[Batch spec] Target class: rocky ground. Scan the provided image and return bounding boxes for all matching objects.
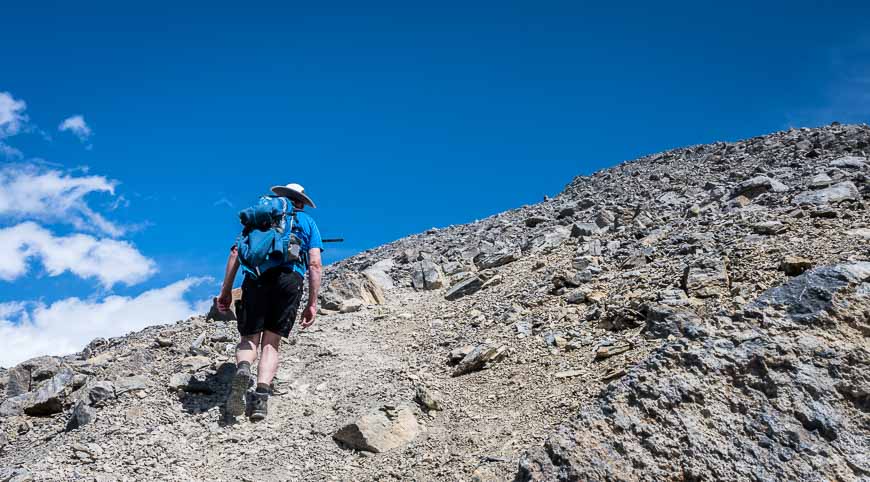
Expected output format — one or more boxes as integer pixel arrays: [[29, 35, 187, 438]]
[[2, 123, 869, 481]]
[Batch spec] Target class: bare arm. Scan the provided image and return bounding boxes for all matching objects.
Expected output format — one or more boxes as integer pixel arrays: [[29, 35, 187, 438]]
[[301, 248, 322, 328], [217, 247, 240, 311]]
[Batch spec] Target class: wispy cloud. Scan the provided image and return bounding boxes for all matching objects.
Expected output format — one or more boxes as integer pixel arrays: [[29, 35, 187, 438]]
[[0, 221, 156, 288], [0, 163, 127, 237], [213, 197, 235, 209], [0, 91, 28, 139], [0, 143, 22, 160], [0, 277, 210, 367], [58, 114, 93, 148]]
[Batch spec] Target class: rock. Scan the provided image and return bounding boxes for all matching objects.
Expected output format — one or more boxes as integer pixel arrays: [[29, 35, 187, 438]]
[[66, 400, 96, 431], [410, 260, 445, 290], [731, 176, 788, 198], [452, 345, 499, 377], [524, 216, 548, 227], [594, 344, 631, 360], [594, 210, 614, 228], [444, 276, 483, 301], [339, 299, 364, 313], [321, 272, 385, 310], [21, 356, 61, 383], [474, 250, 519, 269], [86, 381, 115, 406], [570, 222, 599, 238], [564, 290, 587, 304], [657, 289, 689, 306], [0, 368, 75, 417], [333, 405, 421, 453], [447, 345, 474, 365], [414, 385, 443, 411], [5, 367, 30, 398], [810, 172, 834, 189], [169, 373, 192, 391], [751, 220, 786, 235], [682, 256, 730, 298], [557, 207, 576, 219], [793, 181, 859, 206], [830, 155, 867, 169], [779, 256, 813, 276], [363, 264, 395, 291], [643, 304, 706, 340], [155, 336, 173, 348], [114, 375, 148, 395], [526, 226, 570, 253], [0, 468, 32, 482], [179, 356, 211, 373]]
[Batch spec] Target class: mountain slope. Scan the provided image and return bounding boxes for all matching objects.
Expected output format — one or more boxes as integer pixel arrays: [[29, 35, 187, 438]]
[[1, 123, 869, 481]]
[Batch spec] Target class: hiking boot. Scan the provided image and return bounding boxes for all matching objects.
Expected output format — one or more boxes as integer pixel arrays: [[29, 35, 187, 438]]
[[225, 364, 251, 417], [249, 391, 269, 421]]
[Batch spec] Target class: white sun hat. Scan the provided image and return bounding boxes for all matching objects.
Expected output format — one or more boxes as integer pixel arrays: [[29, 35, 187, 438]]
[[270, 182, 316, 208]]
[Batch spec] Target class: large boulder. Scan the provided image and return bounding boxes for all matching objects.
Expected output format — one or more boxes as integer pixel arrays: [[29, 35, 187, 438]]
[[333, 405, 421, 453], [321, 272, 386, 311], [363, 259, 395, 291], [410, 260, 445, 290], [0, 368, 74, 417]]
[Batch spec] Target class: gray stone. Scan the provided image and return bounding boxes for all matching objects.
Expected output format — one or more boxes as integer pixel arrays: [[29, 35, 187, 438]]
[[643, 304, 706, 340], [570, 223, 599, 238], [682, 257, 730, 298], [321, 272, 386, 310], [0, 468, 32, 482], [526, 226, 570, 253], [752, 220, 786, 235], [731, 176, 789, 198], [66, 400, 96, 431], [829, 155, 867, 169], [810, 172, 834, 189], [333, 405, 421, 453], [444, 276, 483, 301], [5, 368, 30, 399], [524, 216, 549, 227], [474, 250, 519, 270], [21, 356, 61, 383], [0, 368, 75, 417], [414, 385, 443, 411], [779, 256, 813, 276], [114, 375, 147, 395], [411, 260, 445, 290], [87, 381, 115, 406], [452, 344, 500, 377], [793, 181, 859, 206]]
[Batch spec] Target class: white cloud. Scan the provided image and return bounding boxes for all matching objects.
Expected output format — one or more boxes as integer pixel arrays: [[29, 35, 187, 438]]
[[58, 114, 93, 144], [0, 222, 156, 288], [0, 92, 27, 138], [0, 163, 125, 236], [0, 277, 210, 367], [0, 142, 22, 159]]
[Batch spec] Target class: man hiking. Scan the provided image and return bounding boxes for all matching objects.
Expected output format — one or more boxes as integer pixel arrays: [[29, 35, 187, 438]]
[[217, 182, 323, 421]]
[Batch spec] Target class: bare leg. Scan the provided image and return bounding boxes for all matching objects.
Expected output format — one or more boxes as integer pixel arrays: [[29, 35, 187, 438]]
[[257, 330, 282, 386], [236, 333, 261, 366]]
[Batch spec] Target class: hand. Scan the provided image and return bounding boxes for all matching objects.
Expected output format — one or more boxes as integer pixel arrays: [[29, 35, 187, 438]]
[[217, 289, 233, 312], [300, 304, 317, 329]]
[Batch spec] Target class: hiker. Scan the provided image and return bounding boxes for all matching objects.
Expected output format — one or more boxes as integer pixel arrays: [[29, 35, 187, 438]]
[[216, 183, 323, 421]]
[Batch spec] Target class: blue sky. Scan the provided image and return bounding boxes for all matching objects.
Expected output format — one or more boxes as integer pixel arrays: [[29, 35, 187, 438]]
[[1, 1, 868, 365]]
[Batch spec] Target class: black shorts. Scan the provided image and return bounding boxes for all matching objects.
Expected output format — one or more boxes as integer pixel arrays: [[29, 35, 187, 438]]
[[237, 268, 304, 338]]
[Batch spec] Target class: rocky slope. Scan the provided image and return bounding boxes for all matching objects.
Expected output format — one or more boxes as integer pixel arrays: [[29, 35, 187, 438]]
[[1, 123, 869, 481]]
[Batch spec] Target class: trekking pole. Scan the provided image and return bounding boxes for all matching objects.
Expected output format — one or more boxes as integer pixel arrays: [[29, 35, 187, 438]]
[[322, 238, 344, 243]]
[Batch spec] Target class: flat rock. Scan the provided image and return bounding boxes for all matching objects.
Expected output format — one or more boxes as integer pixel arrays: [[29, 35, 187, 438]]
[[793, 181, 859, 206], [474, 250, 519, 270], [114, 375, 148, 395], [731, 176, 788, 198], [333, 405, 421, 453], [444, 276, 483, 301]]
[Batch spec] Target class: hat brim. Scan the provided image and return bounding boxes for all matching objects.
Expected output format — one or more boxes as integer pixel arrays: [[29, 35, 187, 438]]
[[271, 186, 316, 208]]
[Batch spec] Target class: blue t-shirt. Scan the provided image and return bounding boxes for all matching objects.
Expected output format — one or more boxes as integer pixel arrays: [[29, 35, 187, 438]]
[[285, 210, 323, 277]]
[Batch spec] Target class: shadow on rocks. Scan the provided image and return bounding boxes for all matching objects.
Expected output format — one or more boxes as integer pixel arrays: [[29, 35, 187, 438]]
[[178, 362, 237, 422]]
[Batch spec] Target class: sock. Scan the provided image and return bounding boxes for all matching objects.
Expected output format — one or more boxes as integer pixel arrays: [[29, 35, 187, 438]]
[[238, 361, 251, 372], [256, 383, 271, 394]]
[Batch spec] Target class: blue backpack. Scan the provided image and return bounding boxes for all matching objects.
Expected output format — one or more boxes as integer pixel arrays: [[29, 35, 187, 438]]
[[236, 196, 302, 279]]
